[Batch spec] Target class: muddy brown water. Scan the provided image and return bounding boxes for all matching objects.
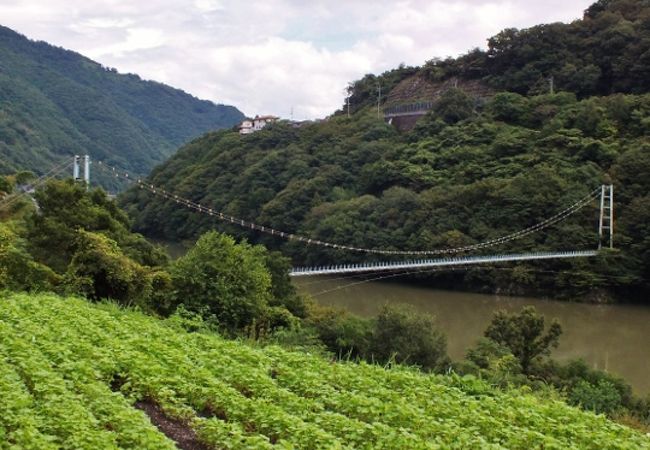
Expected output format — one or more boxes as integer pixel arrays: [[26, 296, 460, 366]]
[[295, 276, 650, 395]]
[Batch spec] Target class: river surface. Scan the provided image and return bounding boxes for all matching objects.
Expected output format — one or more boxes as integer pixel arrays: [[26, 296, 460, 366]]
[[295, 277, 650, 395]]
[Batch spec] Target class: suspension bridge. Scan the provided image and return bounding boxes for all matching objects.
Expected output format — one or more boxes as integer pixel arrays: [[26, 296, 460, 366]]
[[288, 251, 600, 277], [3, 156, 614, 278]]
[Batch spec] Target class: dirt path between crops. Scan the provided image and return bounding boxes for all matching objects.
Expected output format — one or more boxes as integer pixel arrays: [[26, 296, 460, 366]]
[[135, 399, 211, 450]]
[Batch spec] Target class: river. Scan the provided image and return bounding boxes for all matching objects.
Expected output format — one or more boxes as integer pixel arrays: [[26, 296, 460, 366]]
[[295, 276, 650, 395]]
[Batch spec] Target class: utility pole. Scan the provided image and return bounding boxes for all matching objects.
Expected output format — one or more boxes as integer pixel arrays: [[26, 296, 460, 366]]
[[347, 94, 350, 118], [549, 76, 555, 95], [343, 86, 351, 118], [376, 80, 381, 119]]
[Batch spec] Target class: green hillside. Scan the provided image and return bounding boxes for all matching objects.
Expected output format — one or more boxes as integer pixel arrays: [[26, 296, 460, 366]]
[[121, 93, 650, 301], [1, 292, 647, 449], [346, 0, 650, 114], [121, 0, 650, 301], [0, 25, 243, 185]]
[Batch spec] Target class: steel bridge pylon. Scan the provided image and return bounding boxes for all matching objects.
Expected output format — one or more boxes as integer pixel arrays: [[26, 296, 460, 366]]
[[598, 184, 614, 250]]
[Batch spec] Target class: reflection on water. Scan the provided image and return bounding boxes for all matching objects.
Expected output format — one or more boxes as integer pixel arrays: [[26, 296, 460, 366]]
[[295, 277, 650, 395]]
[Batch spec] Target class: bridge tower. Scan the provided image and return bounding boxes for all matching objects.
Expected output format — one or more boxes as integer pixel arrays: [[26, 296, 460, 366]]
[[72, 155, 80, 180], [83, 155, 90, 186], [598, 184, 614, 249], [72, 155, 90, 189]]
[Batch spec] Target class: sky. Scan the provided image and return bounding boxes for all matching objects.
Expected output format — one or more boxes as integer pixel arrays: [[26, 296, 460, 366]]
[[0, 0, 594, 120]]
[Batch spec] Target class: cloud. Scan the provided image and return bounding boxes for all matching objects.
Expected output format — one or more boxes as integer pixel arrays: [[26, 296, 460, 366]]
[[0, 0, 593, 119]]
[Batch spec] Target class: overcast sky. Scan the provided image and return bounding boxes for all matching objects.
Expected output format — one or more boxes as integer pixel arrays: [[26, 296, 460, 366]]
[[1, 0, 594, 119]]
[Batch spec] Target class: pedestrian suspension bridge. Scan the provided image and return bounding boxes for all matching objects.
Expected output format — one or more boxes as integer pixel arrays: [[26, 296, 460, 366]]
[[88, 157, 614, 277], [7, 156, 614, 278]]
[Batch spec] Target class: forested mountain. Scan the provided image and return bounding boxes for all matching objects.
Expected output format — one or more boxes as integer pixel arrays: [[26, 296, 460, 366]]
[[0, 25, 243, 183], [346, 0, 650, 114], [121, 0, 650, 301]]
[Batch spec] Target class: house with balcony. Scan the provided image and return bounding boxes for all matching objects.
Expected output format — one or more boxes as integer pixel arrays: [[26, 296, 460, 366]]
[[239, 115, 279, 135]]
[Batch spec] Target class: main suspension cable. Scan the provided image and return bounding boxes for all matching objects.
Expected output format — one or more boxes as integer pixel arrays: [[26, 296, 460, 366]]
[[96, 161, 601, 256], [0, 159, 74, 209]]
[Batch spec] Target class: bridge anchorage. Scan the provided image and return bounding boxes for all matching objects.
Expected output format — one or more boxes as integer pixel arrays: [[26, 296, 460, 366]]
[[92, 158, 614, 278]]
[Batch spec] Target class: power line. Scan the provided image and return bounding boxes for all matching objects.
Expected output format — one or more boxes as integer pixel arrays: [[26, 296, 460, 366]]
[[0, 159, 73, 209]]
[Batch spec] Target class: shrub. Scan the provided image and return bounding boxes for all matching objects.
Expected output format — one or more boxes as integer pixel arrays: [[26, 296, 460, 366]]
[[170, 231, 272, 333], [306, 303, 374, 359], [569, 380, 623, 415], [370, 304, 449, 372], [63, 230, 155, 309], [0, 222, 59, 291]]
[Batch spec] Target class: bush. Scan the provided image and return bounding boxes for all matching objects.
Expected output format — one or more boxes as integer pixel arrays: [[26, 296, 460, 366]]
[[63, 230, 155, 309], [306, 303, 374, 359], [170, 231, 272, 334], [466, 337, 516, 370], [0, 222, 59, 291], [569, 380, 623, 415], [370, 304, 449, 372]]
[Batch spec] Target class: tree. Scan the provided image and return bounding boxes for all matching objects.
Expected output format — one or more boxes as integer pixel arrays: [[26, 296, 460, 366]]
[[26, 179, 166, 272], [264, 250, 306, 318], [63, 230, 156, 309], [487, 92, 528, 124], [432, 88, 474, 124], [370, 304, 449, 372], [484, 306, 562, 374], [0, 222, 58, 291], [14, 170, 35, 186], [0, 176, 13, 194], [170, 231, 272, 333]]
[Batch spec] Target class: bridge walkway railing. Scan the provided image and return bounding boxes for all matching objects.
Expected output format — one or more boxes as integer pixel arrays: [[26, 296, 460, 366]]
[[289, 250, 599, 277]]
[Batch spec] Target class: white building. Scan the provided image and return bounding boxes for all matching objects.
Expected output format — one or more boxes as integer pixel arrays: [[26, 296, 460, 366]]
[[239, 115, 279, 135], [239, 119, 254, 135]]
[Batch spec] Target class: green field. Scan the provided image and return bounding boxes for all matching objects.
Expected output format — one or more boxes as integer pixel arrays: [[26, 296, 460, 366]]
[[0, 292, 647, 449]]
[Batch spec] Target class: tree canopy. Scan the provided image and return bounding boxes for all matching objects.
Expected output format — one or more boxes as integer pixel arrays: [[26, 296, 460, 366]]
[[121, 91, 650, 301], [484, 306, 562, 374]]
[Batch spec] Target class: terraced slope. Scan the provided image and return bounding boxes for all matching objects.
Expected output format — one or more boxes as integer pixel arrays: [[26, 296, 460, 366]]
[[0, 293, 647, 449]]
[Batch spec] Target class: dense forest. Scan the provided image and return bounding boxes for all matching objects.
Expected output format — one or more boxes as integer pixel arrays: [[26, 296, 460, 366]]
[[122, 0, 650, 301], [345, 0, 650, 114], [121, 91, 650, 301], [0, 25, 243, 186], [121, 0, 650, 303]]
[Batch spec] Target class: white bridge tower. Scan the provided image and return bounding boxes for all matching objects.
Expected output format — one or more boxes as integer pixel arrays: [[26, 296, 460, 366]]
[[72, 155, 90, 188], [598, 184, 614, 249]]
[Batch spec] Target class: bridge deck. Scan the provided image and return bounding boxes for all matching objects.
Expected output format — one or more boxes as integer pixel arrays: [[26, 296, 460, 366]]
[[289, 250, 599, 277]]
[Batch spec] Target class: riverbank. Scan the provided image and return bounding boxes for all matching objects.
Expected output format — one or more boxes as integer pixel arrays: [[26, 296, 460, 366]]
[[295, 276, 650, 395]]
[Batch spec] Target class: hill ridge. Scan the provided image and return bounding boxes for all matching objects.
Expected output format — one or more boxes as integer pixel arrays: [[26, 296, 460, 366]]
[[0, 24, 244, 186]]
